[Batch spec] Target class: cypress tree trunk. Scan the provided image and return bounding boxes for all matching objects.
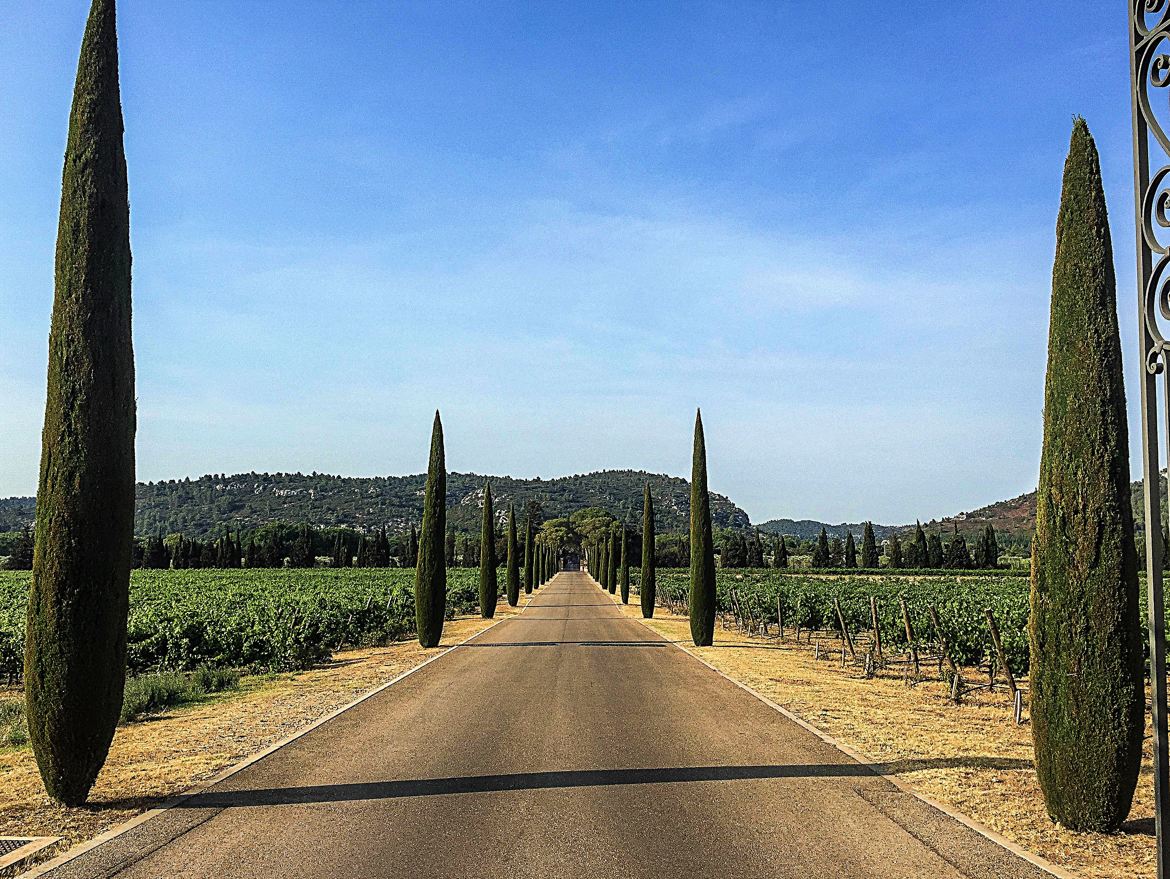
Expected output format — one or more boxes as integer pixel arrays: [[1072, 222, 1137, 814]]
[[641, 483, 656, 618], [414, 412, 447, 647], [689, 410, 716, 646], [1029, 117, 1142, 833], [479, 482, 497, 618], [619, 527, 630, 604], [505, 503, 520, 606], [26, 0, 134, 807]]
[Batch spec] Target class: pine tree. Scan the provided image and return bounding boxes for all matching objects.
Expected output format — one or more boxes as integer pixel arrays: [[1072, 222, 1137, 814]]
[[26, 0, 135, 806], [689, 410, 716, 646], [414, 411, 446, 648], [505, 503, 520, 606], [844, 532, 857, 568], [861, 522, 878, 568], [619, 526, 630, 604], [479, 482, 498, 618], [812, 527, 830, 568], [641, 483, 656, 618], [1029, 118, 1142, 832]]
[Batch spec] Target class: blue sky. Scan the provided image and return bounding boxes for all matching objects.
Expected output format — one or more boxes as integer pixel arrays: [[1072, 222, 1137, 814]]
[[0, 2, 1138, 524]]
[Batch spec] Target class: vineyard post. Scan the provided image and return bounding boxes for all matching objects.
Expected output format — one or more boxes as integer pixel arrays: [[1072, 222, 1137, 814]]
[[929, 605, 961, 703], [870, 595, 883, 663], [984, 608, 1017, 696], [899, 595, 919, 681], [833, 598, 856, 659], [776, 595, 784, 640], [1131, 4, 1170, 873]]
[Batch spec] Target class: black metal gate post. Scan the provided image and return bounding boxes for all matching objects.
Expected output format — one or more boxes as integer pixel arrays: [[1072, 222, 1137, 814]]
[[1130, 4, 1170, 876]]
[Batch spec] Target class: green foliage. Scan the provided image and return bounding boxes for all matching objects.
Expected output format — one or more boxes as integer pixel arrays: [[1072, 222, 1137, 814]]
[[414, 412, 447, 648], [888, 533, 903, 569], [811, 528, 830, 568], [619, 527, 630, 604], [506, 504, 520, 606], [843, 533, 856, 568], [653, 569, 1032, 670], [479, 483, 498, 618], [26, 0, 135, 807], [689, 411, 716, 646], [0, 698, 29, 749], [861, 523, 879, 569], [1, 568, 487, 680], [608, 529, 618, 594], [773, 536, 788, 569], [927, 530, 944, 568], [120, 666, 240, 722], [523, 515, 534, 594], [944, 526, 973, 570], [641, 484, 656, 618], [1029, 118, 1142, 832]]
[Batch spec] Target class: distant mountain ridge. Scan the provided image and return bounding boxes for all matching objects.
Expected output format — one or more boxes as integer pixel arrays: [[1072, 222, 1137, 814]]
[[0, 470, 750, 538], [5, 472, 1164, 544]]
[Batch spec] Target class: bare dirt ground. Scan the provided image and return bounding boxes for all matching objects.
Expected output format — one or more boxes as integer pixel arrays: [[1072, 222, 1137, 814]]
[[0, 609, 520, 873], [606, 591, 1154, 879]]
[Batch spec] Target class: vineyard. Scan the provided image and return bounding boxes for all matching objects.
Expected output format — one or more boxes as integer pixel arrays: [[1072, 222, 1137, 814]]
[[641, 569, 1034, 673], [0, 569, 485, 682]]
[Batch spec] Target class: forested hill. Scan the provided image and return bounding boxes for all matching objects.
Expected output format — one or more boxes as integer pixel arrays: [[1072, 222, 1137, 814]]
[[0, 470, 750, 538]]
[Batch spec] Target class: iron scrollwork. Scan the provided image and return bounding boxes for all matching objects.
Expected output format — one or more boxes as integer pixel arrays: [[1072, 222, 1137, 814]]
[[1135, 0, 1170, 374]]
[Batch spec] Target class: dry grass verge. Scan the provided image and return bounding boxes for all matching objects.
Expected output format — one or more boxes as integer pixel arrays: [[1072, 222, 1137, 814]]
[[606, 590, 1154, 879], [0, 610, 518, 873]]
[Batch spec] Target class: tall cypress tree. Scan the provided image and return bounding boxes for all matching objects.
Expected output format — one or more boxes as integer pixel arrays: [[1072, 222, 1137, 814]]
[[843, 532, 857, 568], [812, 527, 830, 568], [945, 525, 973, 570], [641, 483, 656, 618], [774, 535, 788, 568], [1029, 118, 1142, 832], [984, 524, 1000, 569], [414, 412, 446, 648], [913, 521, 928, 568], [523, 514, 534, 594], [927, 530, 945, 568], [607, 529, 618, 594], [619, 526, 630, 604], [479, 482, 497, 618], [26, 0, 134, 807], [689, 410, 716, 646], [505, 503, 520, 606], [861, 522, 878, 568], [888, 533, 903, 569]]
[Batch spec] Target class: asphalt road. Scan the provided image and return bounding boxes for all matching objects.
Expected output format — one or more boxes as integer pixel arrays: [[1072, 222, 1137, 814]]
[[44, 572, 1053, 879]]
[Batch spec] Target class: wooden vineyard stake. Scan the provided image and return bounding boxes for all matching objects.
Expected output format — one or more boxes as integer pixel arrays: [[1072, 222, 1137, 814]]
[[777, 595, 784, 640], [984, 608, 1018, 696], [928, 604, 962, 703], [870, 595, 883, 663], [833, 598, 856, 659], [899, 595, 919, 682]]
